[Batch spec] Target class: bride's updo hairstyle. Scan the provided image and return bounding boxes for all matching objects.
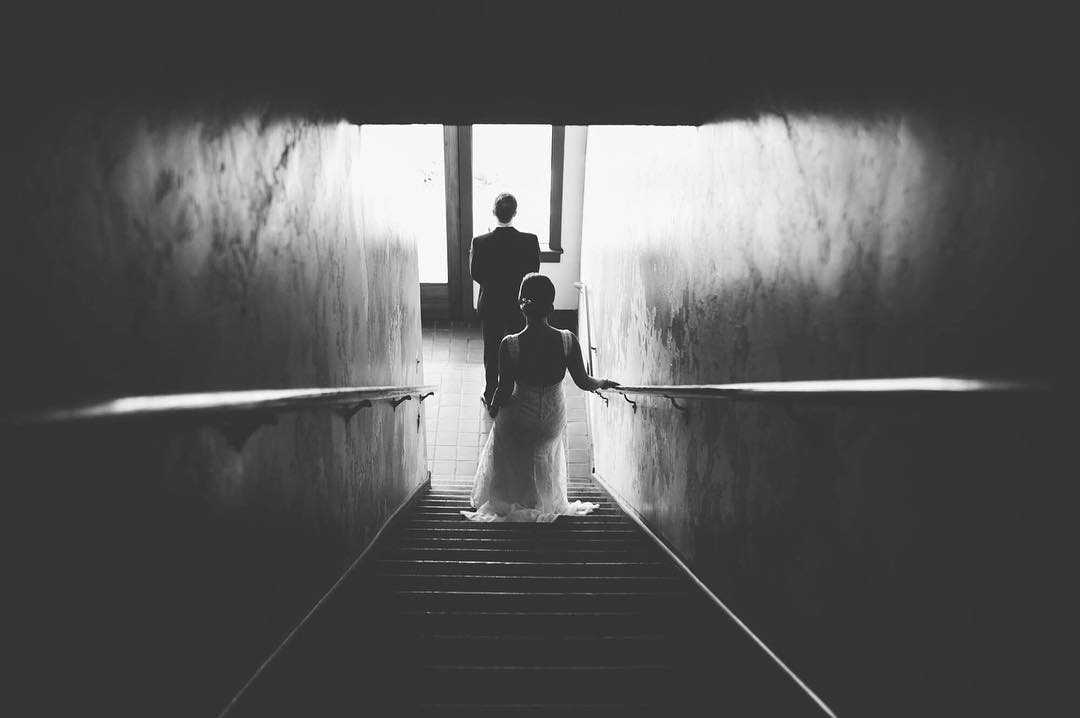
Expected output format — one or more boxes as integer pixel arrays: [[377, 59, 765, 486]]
[[518, 272, 556, 319]]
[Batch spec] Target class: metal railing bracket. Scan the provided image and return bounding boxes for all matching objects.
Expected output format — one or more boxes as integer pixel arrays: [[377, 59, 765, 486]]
[[664, 395, 691, 424], [336, 400, 373, 422]]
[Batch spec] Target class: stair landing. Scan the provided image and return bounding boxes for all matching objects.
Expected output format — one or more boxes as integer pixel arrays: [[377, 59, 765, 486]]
[[421, 323, 593, 488]]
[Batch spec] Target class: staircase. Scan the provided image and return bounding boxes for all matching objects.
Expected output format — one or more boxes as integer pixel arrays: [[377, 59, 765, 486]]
[[227, 476, 828, 716]]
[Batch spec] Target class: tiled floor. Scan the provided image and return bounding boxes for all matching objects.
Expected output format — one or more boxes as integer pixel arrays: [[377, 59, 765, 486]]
[[421, 322, 593, 490]]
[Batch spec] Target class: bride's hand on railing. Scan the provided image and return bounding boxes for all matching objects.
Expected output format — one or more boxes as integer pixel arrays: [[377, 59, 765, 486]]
[[489, 395, 510, 419], [598, 379, 620, 390]]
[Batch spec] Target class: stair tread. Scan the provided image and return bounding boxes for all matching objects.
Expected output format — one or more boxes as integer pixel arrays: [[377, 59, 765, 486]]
[[229, 473, 825, 717], [370, 633, 712, 640], [397, 535, 640, 540], [410, 519, 626, 524], [388, 547, 649, 553], [378, 663, 722, 671], [378, 557, 665, 561], [402, 526, 631, 532], [389, 609, 708, 617], [396, 539, 647, 545], [377, 574, 679, 580], [389, 589, 690, 594]]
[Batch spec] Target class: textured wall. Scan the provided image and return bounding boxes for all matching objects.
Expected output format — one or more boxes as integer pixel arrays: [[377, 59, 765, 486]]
[[580, 116, 1077, 715], [1, 111, 427, 716]]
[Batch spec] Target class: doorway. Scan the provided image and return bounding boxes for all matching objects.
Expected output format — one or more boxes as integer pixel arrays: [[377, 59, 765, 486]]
[[421, 125, 565, 322]]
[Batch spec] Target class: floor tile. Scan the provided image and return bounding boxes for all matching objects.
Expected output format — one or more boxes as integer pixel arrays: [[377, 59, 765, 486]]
[[423, 324, 592, 474], [566, 422, 588, 436], [456, 432, 480, 447], [433, 445, 456, 461], [434, 431, 458, 446]]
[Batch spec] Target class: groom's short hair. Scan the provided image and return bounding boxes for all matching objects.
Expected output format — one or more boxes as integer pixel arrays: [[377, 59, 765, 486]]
[[494, 193, 517, 223]]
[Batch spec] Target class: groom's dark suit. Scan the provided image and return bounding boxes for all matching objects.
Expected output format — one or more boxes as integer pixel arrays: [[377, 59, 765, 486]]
[[470, 226, 541, 403]]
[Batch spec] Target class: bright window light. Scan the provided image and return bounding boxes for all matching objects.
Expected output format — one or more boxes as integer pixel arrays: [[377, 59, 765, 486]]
[[472, 125, 552, 241], [361, 125, 448, 283]]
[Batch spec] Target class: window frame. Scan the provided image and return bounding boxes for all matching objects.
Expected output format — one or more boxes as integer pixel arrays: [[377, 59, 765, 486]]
[[544, 125, 565, 261], [425, 124, 566, 321]]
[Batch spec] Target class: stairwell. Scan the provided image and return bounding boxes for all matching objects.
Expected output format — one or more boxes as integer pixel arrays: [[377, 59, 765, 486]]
[[227, 474, 826, 715], [223, 325, 829, 716]]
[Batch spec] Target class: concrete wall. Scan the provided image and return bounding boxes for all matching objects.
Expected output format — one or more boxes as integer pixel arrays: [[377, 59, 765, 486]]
[[1, 110, 427, 716], [580, 116, 1077, 715]]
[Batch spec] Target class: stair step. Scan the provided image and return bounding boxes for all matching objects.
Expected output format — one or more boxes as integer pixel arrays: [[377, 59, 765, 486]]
[[414, 507, 621, 517], [426, 491, 607, 499], [425, 490, 604, 496], [419, 505, 614, 514], [418, 501, 614, 510], [421, 498, 609, 507], [409, 515, 625, 524], [375, 560, 676, 577], [365, 702, 740, 717], [226, 459, 827, 717], [375, 573, 683, 592], [432, 483, 599, 491], [368, 664, 745, 703], [386, 548, 656, 562], [403, 511, 626, 524], [380, 589, 703, 611], [398, 526, 637, 538], [362, 633, 728, 666], [395, 537, 651, 550], [380, 609, 730, 635], [402, 517, 631, 528]]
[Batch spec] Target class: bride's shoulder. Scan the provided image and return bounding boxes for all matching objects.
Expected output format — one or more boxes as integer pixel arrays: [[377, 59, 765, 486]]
[[558, 328, 576, 353]]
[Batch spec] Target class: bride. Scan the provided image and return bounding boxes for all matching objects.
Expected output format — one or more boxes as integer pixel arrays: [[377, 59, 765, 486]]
[[463, 273, 619, 522]]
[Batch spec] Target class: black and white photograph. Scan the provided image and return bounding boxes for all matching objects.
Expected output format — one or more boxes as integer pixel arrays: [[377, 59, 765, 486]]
[[1, 1, 1076, 715]]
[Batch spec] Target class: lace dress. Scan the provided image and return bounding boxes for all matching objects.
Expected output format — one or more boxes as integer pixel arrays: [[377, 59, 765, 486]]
[[463, 330, 599, 522]]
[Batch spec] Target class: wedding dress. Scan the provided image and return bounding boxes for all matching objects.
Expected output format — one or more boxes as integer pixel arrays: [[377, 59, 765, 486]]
[[463, 330, 598, 522]]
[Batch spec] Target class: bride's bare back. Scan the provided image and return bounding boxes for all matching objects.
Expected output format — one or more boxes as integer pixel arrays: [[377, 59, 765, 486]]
[[494, 324, 597, 401]]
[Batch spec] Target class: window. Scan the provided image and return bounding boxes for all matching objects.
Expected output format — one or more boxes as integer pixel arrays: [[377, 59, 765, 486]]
[[361, 124, 448, 283], [472, 125, 565, 257], [414, 125, 568, 321]]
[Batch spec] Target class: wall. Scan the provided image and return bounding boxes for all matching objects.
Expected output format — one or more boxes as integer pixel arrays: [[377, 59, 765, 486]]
[[580, 116, 1077, 716], [0, 110, 427, 717]]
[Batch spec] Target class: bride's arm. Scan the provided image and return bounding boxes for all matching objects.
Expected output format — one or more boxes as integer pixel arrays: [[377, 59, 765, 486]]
[[489, 338, 516, 416], [566, 333, 618, 392]]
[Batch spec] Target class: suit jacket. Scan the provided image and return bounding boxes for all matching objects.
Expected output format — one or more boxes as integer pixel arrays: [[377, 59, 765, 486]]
[[470, 226, 541, 317]]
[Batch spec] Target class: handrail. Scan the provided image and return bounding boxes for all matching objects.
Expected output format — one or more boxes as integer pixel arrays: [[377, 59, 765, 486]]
[[572, 281, 595, 376], [571, 280, 1066, 404], [3, 385, 438, 428], [597, 376, 1069, 403]]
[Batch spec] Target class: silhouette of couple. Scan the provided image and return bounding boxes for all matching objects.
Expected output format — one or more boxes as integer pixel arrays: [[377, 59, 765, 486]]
[[464, 193, 618, 522]]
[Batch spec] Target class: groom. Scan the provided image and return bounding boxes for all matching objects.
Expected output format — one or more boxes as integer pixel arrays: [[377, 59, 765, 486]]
[[470, 192, 541, 407]]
